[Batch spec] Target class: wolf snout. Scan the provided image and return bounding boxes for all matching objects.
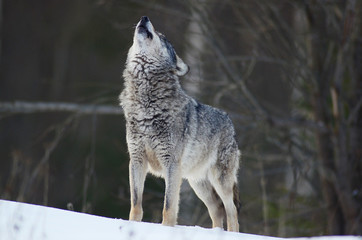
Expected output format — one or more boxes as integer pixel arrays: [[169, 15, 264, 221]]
[[140, 16, 149, 23], [137, 16, 153, 39], [138, 16, 150, 29]]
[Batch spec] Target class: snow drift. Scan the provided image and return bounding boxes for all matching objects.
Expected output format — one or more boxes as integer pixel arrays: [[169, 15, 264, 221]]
[[0, 200, 360, 240]]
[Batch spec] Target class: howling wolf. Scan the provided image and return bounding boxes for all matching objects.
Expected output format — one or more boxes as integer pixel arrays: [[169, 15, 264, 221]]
[[120, 16, 240, 232]]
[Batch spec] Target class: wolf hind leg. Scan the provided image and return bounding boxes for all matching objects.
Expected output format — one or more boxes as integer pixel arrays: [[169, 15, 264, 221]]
[[209, 148, 240, 232], [210, 140, 240, 232], [210, 177, 239, 232], [189, 179, 225, 229]]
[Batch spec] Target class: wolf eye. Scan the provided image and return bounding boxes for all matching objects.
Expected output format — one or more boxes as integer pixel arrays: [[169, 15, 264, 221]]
[[158, 33, 177, 64], [166, 45, 176, 63], [163, 40, 176, 63]]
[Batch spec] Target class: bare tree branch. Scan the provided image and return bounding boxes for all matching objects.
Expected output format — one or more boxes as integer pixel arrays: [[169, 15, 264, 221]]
[[0, 101, 123, 115], [0, 100, 329, 133], [229, 112, 328, 133], [17, 115, 75, 201]]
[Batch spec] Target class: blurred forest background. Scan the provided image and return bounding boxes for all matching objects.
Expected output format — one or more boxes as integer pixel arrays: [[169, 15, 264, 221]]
[[0, 0, 361, 237]]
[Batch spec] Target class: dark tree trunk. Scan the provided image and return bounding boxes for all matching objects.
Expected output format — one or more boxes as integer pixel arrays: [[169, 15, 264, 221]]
[[308, 0, 362, 235]]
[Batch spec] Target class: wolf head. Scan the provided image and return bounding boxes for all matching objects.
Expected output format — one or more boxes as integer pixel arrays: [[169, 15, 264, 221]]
[[126, 16, 189, 77]]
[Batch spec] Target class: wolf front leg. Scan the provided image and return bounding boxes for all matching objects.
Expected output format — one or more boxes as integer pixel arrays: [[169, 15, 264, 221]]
[[162, 163, 182, 226], [129, 157, 148, 222]]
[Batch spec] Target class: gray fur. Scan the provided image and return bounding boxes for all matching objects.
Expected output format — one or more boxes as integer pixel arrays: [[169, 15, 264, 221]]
[[120, 16, 240, 231]]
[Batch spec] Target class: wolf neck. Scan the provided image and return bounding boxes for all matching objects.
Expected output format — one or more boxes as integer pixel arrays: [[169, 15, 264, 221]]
[[125, 69, 181, 99], [122, 59, 189, 114]]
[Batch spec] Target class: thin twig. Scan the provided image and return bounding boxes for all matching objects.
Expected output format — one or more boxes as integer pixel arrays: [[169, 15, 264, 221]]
[[18, 115, 76, 200]]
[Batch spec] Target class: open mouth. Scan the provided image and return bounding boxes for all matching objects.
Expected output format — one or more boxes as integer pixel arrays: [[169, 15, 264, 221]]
[[138, 25, 153, 39]]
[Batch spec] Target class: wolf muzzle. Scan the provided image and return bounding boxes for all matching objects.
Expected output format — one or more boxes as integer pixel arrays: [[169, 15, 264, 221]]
[[137, 16, 153, 39]]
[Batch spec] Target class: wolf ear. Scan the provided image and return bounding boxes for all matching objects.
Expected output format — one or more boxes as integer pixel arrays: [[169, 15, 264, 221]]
[[175, 55, 189, 77]]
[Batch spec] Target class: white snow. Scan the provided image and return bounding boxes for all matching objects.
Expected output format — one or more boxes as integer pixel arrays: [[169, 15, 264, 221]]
[[0, 200, 360, 240]]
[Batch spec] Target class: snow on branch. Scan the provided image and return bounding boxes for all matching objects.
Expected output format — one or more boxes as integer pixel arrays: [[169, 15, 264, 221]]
[[0, 101, 123, 115], [0, 101, 327, 132]]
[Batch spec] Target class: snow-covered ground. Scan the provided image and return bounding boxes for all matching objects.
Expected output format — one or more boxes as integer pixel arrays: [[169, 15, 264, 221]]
[[0, 200, 360, 240]]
